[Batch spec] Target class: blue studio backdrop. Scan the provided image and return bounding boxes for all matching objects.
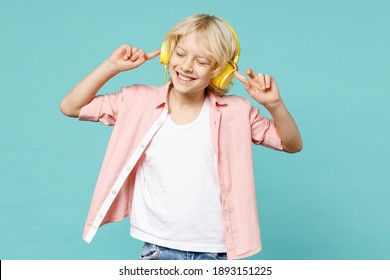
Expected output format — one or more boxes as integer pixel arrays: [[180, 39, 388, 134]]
[[1, 0, 389, 259]]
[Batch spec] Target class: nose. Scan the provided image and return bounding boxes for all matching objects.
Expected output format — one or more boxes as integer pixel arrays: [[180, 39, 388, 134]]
[[181, 57, 194, 73]]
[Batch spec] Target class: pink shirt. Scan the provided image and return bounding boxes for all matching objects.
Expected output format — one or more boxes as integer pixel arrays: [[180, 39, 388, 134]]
[[78, 82, 283, 260]]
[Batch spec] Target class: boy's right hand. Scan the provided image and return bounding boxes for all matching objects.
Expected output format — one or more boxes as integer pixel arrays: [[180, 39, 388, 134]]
[[107, 44, 161, 73]]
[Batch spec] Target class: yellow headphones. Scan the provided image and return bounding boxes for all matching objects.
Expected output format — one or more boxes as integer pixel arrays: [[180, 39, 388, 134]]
[[160, 21, 240, 90]]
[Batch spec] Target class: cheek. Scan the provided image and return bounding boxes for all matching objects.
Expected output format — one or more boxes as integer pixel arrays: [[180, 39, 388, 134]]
[[199, 68, 213, 80], [168, 54, 181, 66], [168, 60, 178, 74]]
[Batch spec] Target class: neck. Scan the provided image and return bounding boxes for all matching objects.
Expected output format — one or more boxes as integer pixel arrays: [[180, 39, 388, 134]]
[[169, 86, 206, 108]]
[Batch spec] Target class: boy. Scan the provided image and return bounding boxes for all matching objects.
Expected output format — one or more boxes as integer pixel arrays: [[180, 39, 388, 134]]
[[60, 14, 302, 260]]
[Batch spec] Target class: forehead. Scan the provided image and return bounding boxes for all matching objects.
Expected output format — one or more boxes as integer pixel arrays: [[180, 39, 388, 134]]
[[176, 31, 211, 56], [176, 32, 199, 47]]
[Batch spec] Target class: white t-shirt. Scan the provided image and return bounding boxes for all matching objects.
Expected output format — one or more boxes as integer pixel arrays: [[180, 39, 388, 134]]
[[130, 96, 226, 252]]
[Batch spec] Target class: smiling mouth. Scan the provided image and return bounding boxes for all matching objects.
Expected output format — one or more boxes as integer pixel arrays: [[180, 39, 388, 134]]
[[176, 72, 196, 82]]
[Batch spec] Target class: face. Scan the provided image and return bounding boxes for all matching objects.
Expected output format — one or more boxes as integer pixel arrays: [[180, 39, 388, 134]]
[[169, 32, 214, 98]]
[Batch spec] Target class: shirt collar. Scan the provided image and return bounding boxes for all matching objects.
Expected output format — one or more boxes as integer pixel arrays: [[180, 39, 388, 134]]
[[155, 82, 171, 109], [209, 91, 228, 107]]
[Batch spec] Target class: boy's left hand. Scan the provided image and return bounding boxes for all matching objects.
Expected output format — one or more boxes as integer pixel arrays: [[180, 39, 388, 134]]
[[234, 68, 281, 109]]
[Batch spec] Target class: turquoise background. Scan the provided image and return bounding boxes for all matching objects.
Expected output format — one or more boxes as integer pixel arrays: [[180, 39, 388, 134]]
[[1, 0, 389, 260]]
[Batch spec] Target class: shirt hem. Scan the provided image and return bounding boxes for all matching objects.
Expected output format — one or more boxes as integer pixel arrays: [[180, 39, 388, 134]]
[[130, 226, 227, 253], [228, 245, 262, 260]]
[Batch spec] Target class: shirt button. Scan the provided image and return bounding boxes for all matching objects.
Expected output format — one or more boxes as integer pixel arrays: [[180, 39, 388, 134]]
[[112, 190, 117, 195], [98, 214, 104, 219], [140, 143, 145, 149]]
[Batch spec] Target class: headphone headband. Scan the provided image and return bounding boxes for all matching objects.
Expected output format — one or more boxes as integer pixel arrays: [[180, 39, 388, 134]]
[[225, 22, 240, 64]]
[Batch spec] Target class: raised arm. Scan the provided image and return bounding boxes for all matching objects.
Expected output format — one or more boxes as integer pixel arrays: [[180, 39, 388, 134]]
[[59, 45, 160, 118], [234, 69, 303, 153]]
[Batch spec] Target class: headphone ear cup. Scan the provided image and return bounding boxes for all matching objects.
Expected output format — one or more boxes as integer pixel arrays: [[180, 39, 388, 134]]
[[160, 42, 170, 65], [212, 63, 236, 90]]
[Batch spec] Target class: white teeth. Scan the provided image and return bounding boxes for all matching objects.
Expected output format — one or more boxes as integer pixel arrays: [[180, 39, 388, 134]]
[[178, 73, 193, 82]]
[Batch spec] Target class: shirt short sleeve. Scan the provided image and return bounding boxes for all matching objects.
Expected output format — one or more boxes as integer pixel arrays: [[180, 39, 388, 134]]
[[78, 89, 124, 126], [250, 107, 283, 151]]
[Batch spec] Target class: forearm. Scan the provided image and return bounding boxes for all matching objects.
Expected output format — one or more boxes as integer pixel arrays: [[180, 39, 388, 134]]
[[59, 60, 120, 118], [266, 100, 303, 153]]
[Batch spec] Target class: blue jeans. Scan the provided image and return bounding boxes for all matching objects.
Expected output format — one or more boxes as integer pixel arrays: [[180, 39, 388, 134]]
[[140, 242, 227, 260]]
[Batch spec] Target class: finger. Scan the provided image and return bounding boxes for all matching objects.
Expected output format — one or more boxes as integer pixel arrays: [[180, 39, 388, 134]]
[[257, 73, 266, 90], [246, 68, 262, 87], [233, 71, 251, 90], [145, 49, 161, 60], [132, 52, 146, 68], [130, 49, 143, 62], [233, 70, 248, 83], [265, 74, 271, 89], [131, 47, 139, 54], [245, 68, 257, 80], [121, 45, 132, 60]]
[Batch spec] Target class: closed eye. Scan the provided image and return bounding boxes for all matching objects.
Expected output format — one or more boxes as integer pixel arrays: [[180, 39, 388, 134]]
[[197, 60, 209, 66]]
